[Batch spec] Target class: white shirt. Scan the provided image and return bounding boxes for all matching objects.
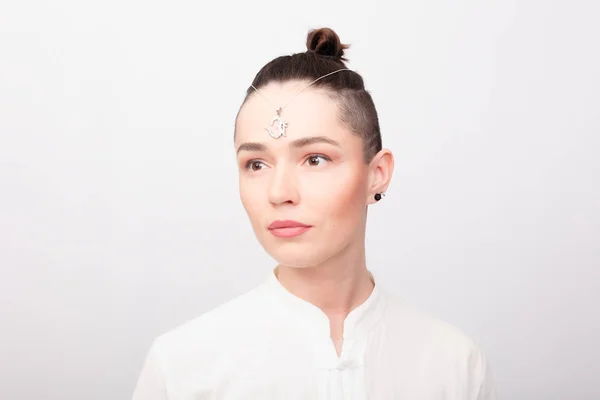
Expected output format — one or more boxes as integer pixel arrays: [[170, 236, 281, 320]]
[[133, 270, 497, 399]]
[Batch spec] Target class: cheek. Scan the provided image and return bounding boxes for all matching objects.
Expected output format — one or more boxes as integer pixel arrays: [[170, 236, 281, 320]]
[[239, 179, 263, 220], [308, 168, 367, 223]]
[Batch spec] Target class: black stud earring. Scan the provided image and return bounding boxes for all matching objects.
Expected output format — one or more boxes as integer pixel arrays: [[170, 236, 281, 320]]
[[374, 193, 385, 201]]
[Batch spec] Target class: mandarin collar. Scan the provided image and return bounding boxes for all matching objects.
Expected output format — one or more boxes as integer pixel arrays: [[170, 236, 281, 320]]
[[264, 268, 387, 341]]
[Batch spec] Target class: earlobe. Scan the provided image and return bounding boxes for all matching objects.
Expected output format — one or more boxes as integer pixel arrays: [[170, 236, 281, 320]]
[[368, 148, 394, 202]]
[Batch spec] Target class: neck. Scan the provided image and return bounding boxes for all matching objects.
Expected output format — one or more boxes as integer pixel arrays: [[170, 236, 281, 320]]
[[275, 240, 374, 319]]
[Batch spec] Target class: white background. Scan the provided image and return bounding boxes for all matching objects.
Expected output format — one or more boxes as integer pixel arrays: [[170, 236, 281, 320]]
[[1, 0, 599, 399]]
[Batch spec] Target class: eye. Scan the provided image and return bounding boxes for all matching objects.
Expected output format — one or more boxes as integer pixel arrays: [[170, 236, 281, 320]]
[[304, 154, 331, 167], [245, 160, 266, 171]]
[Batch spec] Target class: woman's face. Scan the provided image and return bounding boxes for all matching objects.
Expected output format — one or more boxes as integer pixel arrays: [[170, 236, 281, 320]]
[[234, 81, 379, 268]]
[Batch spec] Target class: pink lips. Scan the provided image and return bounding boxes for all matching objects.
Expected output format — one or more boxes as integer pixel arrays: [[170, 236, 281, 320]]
[[268, 220, 312, 238]]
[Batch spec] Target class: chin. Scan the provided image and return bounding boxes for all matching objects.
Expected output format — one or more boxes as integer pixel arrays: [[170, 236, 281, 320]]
[[273, 255, 324, 269], [265, 243, 332, 269], [254, 227, 354, 268]]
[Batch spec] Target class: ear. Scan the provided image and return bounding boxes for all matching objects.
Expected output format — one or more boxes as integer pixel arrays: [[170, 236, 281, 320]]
[[366, 148, 394, 205]]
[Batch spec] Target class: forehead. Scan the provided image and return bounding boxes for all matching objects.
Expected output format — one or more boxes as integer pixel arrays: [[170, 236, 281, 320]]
[[235, 81, 351, 146]]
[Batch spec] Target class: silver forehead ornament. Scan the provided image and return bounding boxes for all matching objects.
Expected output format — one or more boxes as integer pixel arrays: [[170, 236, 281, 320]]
[[250, 68, 351, 139]]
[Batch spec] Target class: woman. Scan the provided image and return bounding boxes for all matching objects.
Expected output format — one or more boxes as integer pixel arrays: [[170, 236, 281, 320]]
[[133, 27, 497, 399]]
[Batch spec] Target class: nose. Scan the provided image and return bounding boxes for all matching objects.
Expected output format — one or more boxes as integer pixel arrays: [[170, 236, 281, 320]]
[[267, 164, 299, 206]]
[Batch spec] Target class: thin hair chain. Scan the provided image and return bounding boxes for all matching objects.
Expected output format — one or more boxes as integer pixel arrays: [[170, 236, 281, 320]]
[[250, 68, 352, 112], [249, 68, 352, 139]]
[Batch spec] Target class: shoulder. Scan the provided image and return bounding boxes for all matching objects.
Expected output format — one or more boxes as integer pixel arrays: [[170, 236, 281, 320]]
[[384, 296, 480, 353], [380, 294, 496, 397], [133, 283, 275, 398], [151, 282, 272, 358]]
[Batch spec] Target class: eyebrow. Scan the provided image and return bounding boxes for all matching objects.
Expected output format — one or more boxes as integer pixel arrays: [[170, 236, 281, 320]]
[[236, 136, 341, 155], [236, 142, 267, 154], [291, 136, 341, 148]]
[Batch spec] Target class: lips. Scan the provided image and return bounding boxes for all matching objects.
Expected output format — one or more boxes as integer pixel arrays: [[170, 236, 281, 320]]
[[268, 220, 312, 238], [268, 220, 310, 229]]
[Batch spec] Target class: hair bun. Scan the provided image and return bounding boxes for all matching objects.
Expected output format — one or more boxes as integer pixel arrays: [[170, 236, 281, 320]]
[[306, 28, 349, 62]]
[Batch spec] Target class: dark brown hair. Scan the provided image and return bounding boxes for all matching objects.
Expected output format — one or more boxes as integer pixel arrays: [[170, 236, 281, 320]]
[[237, 27, 382, 163]]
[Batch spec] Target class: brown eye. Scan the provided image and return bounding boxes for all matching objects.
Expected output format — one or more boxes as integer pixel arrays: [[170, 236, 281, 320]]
[[246, 161, 265, 171], [305, 155, 330, 167]]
